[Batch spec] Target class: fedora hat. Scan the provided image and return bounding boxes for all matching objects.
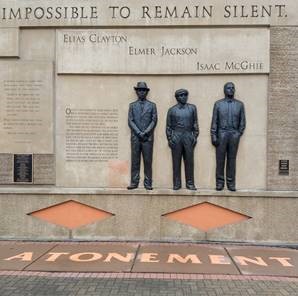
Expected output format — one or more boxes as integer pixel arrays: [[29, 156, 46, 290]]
[[134, 81, 150, 91]]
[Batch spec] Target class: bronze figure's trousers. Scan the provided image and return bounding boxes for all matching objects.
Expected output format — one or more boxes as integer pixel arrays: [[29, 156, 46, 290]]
[[171, 132, 195, 188], [130, 137, 153, 187], [216, 130, 240, 187]]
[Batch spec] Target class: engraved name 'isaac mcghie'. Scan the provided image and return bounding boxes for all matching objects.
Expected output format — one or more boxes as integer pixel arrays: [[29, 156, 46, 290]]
[[197, 61, 264, 71], [129, 46, 199, 56]]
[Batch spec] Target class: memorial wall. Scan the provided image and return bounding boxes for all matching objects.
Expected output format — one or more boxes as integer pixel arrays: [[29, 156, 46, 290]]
[[0, 0, 297, 243]]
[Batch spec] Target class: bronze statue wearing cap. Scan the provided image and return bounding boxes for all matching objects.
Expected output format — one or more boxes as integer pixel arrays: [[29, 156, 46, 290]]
[[127, 82, 158, 190], [166, 89, 199, 190]]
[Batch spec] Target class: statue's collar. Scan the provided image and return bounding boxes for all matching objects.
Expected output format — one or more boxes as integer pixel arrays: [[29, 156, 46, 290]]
[[225, 97, 234, 103]]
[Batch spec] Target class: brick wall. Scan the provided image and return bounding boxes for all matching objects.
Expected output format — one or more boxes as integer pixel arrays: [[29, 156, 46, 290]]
[[267, 27, 298, 190]]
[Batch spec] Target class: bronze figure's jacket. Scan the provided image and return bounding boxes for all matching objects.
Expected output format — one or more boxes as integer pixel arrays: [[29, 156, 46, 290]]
[[128, 99, 157, 141], [166, 103, 199, 144], [210, 98, 246, 141]]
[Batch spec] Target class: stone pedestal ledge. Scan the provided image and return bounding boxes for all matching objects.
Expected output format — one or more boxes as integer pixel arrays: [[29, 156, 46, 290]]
[[0, 186, 296, 198]]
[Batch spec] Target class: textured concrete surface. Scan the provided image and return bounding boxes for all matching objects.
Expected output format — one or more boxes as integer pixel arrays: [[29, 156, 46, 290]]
[[0, 190, 297, 243]]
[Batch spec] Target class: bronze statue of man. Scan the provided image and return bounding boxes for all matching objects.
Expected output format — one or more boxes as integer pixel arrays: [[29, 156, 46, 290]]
[[166, 89, 199, 190], [211, 82, 246, 191], [127, 82, 157, 190]]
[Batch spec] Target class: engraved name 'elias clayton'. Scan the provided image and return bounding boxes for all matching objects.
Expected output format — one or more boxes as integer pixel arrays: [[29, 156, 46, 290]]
[[129, 46, 199, 56], [63, 33, 128, 44]]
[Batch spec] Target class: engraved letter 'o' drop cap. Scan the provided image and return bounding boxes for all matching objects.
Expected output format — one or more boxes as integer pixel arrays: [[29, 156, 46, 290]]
[[134, 81, 150, 91]]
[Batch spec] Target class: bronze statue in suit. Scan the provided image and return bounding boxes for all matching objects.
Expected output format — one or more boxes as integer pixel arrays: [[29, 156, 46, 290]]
[[211, 82, 246, 191], [127, 82, 157, 190], [166, 89, 199, 190]]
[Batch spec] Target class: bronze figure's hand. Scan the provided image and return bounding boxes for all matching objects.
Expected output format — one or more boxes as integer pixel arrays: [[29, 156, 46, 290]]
[[138, 131, 145, 140], [168, 139, 175, 149], [192, 137, 197, 147], [212, 137, 219, 147]]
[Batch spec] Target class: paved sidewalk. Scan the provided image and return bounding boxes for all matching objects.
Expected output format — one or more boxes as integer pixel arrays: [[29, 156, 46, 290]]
[[0, 272, 298, 296]]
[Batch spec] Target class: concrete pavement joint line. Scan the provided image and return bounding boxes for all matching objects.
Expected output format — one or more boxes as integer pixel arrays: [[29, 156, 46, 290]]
[[224, 246, 242, 275], [22, 244, 58, 271], [0, 270, 298, 281], [129, 243, 141, 272]]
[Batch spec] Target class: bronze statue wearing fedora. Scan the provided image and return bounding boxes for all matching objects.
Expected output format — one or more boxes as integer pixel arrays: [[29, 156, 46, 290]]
[[127, 82, 158, 190]]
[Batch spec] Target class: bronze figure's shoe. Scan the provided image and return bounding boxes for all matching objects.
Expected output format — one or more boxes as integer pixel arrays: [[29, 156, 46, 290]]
[[145, 186, 153, 190], [173, 185, 181, 190], [227, 185, 236, 191], [127, 184, 138, 190], [186, 185, 197, 191], [216, 185, 224, 191]]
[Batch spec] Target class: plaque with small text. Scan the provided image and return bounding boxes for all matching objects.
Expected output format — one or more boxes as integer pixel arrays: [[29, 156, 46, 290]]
[[13, 154, 33, 183], [279, 160, 289, 176]]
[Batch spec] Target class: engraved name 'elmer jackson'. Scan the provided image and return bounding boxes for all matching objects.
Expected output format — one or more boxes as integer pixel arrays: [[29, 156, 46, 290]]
[[129, 46, 199, 56]]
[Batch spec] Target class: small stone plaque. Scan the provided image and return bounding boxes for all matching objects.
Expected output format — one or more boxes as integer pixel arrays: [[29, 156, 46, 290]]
[[279, 160, 289, 175], [13, 154, 33, 183]]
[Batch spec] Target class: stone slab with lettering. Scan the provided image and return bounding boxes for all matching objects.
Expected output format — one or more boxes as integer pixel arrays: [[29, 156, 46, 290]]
[[57, 28, 269, 75], [33, 154, 55, 185], [56, 75, 267, 189], [0, 28, 19, 57], [0, 154, 13, 184], [0, 0, 297, 27], [0, 62, 53, 154]]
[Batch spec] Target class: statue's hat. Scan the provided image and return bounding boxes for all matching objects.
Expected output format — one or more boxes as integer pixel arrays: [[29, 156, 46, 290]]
[[175, 88, 188, 97], [134, 81, 150, 91]]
